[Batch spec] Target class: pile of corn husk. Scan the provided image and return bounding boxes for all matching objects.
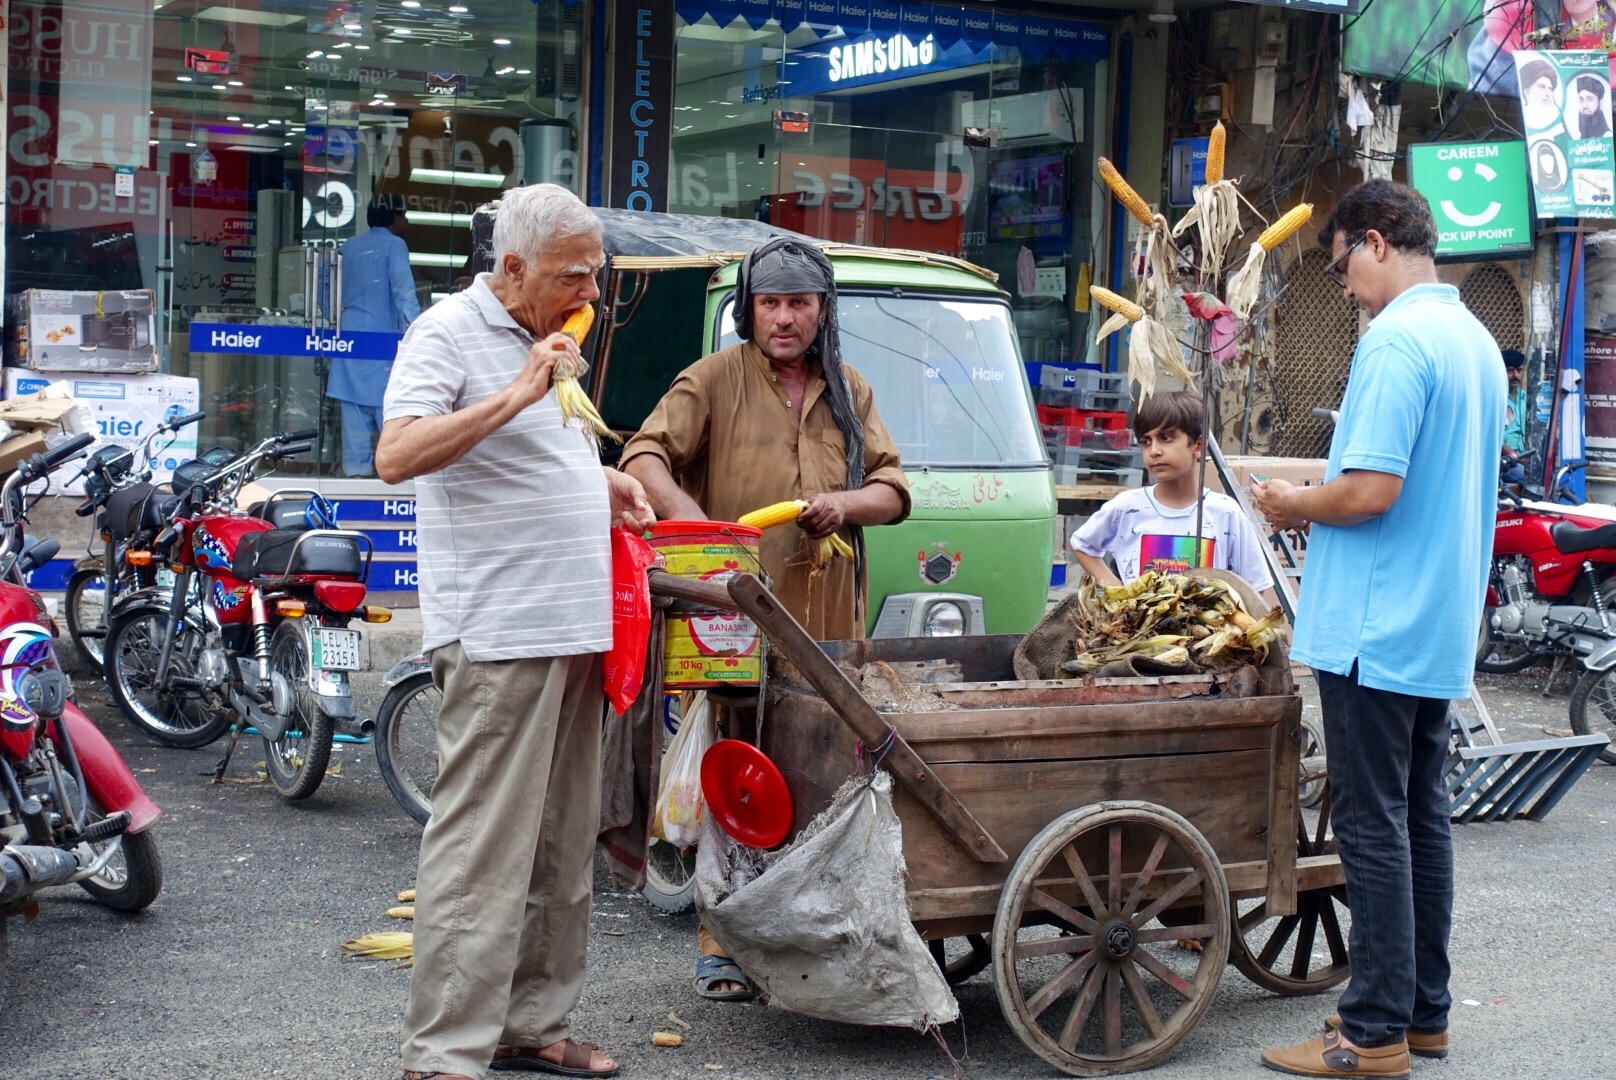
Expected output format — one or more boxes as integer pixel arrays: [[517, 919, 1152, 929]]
[[1061, 571, 1284, 677]]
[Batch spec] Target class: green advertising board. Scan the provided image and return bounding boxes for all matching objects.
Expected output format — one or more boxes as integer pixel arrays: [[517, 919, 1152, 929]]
[[1408, 141, 1533, 260]]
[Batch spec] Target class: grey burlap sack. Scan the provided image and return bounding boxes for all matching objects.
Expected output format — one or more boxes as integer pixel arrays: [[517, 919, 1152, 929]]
[[1013, 590, 1084, 680], [695, 771, 959, 1031]]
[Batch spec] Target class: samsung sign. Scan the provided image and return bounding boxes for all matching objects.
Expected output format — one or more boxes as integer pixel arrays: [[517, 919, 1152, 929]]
[[828, 32, 937, 84]]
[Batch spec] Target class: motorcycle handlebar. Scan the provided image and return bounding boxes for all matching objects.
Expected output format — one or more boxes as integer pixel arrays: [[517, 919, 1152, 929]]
[[16, 432, 96, 484], [167, 411, 206, 432], [275, 441, 314, 458], [74, 499, 96, 518], [279, 428, 318, 442]]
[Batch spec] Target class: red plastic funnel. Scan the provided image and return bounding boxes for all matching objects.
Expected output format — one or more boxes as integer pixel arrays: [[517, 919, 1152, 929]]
[[700, 738, 793, 850]]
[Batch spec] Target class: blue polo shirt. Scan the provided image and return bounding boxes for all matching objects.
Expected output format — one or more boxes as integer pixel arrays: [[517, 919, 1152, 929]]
[[1292, 283, 1506, 700], [328, 227, 421, 407]]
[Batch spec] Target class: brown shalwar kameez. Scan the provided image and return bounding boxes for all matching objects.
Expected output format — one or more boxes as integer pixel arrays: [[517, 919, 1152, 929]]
[[620, 341, 909, 641]]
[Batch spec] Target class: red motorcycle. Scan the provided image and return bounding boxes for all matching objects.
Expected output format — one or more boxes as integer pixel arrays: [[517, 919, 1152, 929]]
[[1, 434, 163, 982], [1478, 475, 1616, 674], [101, 429, 384, 801]]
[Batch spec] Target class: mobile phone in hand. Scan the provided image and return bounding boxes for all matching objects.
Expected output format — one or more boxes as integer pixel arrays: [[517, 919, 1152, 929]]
[[1249, 471, 1271, 485]]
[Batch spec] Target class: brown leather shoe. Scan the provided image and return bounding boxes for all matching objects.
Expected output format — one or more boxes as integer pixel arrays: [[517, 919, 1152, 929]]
[[1261, 1028, 1411, 1078], [1325, 1014, 1449, 1059]]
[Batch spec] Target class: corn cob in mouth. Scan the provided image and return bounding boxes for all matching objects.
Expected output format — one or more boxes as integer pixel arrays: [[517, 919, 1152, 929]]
[[554, 305, 620, 442]]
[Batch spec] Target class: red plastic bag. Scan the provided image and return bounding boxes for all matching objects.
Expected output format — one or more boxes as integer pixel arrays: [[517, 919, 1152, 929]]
[[603, 526, 657, 714]]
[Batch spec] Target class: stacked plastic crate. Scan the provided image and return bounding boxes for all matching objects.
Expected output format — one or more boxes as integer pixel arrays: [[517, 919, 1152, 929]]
[[1036, 368, 1143, 487]]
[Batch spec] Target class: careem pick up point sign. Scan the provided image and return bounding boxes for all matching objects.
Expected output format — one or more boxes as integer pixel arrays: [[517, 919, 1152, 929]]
[[1408, 140, 1533, 259]]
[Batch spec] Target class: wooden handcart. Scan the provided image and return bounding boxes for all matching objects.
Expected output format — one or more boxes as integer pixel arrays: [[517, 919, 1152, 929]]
[[651, 569, 1347, 1077]]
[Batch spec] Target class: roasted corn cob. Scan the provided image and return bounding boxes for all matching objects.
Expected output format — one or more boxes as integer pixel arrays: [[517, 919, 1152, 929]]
[[1205, 121, 1226, 184], [1258, 203, 1313, 251], [554, 305, 619, 442], [1098, 157, 1153, 226], [738, 500, 809, 529]]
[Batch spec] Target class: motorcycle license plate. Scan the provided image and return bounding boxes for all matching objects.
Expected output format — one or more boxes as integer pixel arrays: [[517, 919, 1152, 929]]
[[156, 567, 175, 589], [310, 628, 361, 672]]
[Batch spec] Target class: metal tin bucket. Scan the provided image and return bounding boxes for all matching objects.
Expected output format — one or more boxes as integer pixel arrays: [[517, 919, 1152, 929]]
[[648, 520, 764, 689]]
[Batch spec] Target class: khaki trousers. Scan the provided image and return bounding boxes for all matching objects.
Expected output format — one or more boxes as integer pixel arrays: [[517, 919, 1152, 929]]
[[401, 641, 605, 1079]]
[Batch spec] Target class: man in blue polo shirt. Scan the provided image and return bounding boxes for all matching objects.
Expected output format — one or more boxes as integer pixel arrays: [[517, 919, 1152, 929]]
[[1253, 180, 1505, 1079], [331, 197, 421, 476]]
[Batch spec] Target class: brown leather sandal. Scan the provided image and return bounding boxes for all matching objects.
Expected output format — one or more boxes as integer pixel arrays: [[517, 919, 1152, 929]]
[[491, 1039, 620, 1077]]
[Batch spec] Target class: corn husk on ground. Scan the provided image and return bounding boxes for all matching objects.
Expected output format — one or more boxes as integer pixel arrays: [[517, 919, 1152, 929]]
[[342, 889, 420, 967], [1060, 571, 1284, 677], [555, 305, 620, 443]]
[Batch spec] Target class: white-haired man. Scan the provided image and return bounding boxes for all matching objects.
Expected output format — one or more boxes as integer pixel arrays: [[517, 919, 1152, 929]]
[[377, 183, 651, 1080]]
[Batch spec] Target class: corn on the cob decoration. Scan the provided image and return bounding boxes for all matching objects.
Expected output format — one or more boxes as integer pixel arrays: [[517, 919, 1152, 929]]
[[1092, 286, 1144, 347], [1257, 203, 1313, 251], [553, 305, 620, 443], [1099, 157, 1153, 227], [1224, 202, 1313, 320], [737, 500, 809, 529], [1204, 121, 1226, 185]]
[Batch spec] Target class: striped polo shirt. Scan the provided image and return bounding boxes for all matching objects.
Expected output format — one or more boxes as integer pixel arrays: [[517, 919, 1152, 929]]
[[383, 274, 612, 661]]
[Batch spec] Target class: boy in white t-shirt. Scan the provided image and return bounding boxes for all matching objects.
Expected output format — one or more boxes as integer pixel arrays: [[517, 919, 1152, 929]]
[[1071, 390, 1278, 605]]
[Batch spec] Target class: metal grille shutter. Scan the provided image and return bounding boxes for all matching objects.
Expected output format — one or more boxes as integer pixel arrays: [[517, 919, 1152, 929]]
[[1271, 249, 1359, 458], [1459, 263, 1525, 352]]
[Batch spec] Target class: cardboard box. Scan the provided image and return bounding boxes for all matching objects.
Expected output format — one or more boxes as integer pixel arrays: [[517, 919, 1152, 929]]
[[7, 289, 158, 373], [1223, 456, 1326, 574], [0, 430, 49, 474], [3, 370, 199, 494]]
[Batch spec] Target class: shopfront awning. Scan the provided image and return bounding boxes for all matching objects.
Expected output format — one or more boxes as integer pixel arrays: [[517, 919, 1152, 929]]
[[673, 0, 1110, 64]]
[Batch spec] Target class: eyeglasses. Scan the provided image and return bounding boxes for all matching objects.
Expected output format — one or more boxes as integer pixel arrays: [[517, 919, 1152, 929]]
[[1324, 235, 1365, 289]]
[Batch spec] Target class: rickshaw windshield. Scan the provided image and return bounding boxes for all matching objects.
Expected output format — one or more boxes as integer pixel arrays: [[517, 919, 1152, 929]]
[[718, 294, 1046, 469]]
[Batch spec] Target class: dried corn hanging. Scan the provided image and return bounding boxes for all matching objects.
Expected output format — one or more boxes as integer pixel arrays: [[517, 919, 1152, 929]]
[[1098, 157, 1153, 226], [1092, 286, 1143, 347], [1225, 202, 1313, 320], [554, 305, 620, 443], [1171, 178, 1241, 277], [1205, 121, 1226, 185], [1126, 316, 1198, 404]]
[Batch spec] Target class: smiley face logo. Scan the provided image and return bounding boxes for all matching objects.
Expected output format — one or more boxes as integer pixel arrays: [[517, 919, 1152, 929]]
[[1441, 163, 1503, 228]]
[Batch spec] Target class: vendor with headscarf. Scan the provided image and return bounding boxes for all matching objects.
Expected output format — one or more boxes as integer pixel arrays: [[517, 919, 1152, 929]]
[[620, 237, 909, 1004], [622, 237, 909, 644]]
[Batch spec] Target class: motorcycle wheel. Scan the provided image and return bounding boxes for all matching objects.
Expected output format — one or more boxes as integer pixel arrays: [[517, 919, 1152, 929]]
[[64, 569, 110, 669], [104, 606, 232, 749], [261, 620, 334, 801], [77, 795, 163, 912], [1568, 666, 1616, 766], [642, 839, 697, 914], [1474, 605, 1537, 674], [374, 671, 439, 826]]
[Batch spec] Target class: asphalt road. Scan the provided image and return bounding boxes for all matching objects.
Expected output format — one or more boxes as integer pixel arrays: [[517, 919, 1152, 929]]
[[4, 664, 1614, 1080]]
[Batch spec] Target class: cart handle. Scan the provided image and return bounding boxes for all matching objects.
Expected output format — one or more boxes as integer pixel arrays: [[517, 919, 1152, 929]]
[[649, 569, 1009, 864]]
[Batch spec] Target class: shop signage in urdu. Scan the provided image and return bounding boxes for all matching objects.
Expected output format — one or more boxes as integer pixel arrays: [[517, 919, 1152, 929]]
[[1515, 50, 1616, 219], [187, 323, 402, 362], [1407, 140, 1532, 258]]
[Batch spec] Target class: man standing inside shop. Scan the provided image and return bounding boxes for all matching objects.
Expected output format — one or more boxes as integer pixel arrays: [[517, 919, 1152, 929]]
[[376, 183, 652, 1080], [620, 237, 910, 1000], [1252, 180, 1505, 1079], [332, 195, 420, 477]]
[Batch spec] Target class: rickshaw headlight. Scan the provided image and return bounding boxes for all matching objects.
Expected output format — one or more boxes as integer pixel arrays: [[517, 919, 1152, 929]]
[[922, 601, 966, 637]]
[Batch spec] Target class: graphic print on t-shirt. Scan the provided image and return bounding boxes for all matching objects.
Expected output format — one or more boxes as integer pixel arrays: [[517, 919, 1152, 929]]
[[1138, 534, 1215, 574]]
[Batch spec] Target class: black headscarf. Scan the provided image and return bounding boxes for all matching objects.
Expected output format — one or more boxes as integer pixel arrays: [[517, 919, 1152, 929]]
[[735, 238, 865, 491]]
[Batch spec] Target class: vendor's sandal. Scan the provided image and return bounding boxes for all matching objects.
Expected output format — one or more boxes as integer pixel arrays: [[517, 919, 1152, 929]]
[[490, 1039, 619, 1077], [403, 1071, 474, 1079], [693, 953, 756, 1001], [1261, 1028, 1410, 1079]]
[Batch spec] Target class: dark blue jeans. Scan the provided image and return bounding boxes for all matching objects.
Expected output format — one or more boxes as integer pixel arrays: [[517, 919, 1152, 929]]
[[1316, 664, 1454, 1049]]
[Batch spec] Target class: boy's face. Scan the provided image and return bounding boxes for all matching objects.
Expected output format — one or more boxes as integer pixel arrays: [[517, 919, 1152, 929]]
[[1140, 425, 1200, 482]]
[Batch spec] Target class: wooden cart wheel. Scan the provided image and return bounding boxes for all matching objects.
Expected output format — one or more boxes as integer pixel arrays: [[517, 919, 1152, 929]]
[[1230, 784, 1350, 995], [991, 801, 1231, 1076], [929, 935, 992, 986]]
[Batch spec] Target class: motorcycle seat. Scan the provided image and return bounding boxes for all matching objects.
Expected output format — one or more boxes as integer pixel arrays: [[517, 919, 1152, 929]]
[[233, 529, 364, 581], [104, 483, 179, 543], [247, 499, 314, 530], [1550, 518, 1616, 554]]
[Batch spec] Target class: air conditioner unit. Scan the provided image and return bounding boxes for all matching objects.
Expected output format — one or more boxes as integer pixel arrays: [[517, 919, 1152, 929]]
[[961, 89, 1083, 144]]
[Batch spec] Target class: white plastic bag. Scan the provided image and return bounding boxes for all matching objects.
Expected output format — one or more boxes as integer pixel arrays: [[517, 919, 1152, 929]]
[[652, 691, 712, 848]]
